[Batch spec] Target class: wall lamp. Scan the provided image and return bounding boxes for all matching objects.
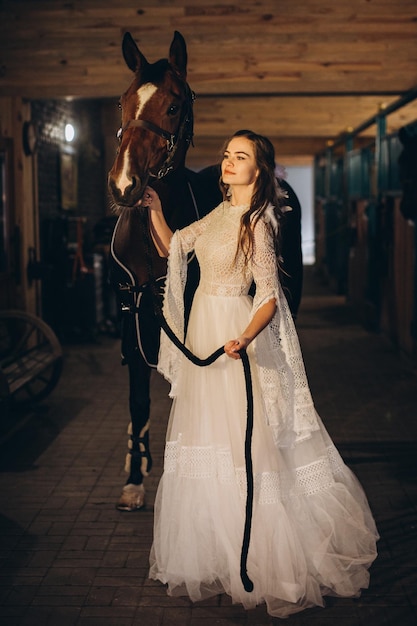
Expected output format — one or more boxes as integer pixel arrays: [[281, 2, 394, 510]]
[[65, 123, 75, 142]]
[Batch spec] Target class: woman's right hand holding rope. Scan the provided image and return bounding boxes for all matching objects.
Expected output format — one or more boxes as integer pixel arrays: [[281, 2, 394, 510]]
[[224, 336, 251, 360]]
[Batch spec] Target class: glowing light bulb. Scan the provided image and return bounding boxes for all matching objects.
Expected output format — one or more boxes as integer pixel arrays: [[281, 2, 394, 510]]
[[65, 123, 75, 142]]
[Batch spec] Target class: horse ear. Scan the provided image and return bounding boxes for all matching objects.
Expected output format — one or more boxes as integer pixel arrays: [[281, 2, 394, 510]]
[[122, 32, 148, 73], [169, 31, 187, 80]]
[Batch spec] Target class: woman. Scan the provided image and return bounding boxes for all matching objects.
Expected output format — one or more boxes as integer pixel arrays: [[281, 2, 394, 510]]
[[143, 130, 378, 618]]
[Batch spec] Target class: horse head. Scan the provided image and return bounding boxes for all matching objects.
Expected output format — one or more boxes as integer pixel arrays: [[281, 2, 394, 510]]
[[108, 31, 194, 209]]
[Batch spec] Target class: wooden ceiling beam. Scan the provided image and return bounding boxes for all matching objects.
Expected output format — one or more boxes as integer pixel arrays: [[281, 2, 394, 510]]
[[1, 0, 417, 150]]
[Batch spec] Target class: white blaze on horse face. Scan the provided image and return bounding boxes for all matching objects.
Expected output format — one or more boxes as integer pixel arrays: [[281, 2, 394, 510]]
[[136, 83, 158, 117], [116, 83, 158, 194], [117, 150, 132, 195]]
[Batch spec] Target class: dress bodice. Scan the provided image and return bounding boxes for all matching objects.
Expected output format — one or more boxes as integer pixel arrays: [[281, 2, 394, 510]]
[[178, 201, 278, 303], [194, 203, 252, 296]]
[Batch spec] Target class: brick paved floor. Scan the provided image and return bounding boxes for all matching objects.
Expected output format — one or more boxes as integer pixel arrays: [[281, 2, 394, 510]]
[[1, 267, 417, 626]]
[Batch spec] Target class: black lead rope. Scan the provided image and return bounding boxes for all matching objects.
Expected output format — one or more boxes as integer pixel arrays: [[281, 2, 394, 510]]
[[239, 349, 255, 593], [140, 209, 254, 592], [155, 301, 255, 593]]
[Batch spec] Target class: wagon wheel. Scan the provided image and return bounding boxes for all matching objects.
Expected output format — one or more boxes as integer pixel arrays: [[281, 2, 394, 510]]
[[0, 310, 63, 406]]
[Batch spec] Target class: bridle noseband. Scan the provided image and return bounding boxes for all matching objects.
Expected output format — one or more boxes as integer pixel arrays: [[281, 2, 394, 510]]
[[118, 119, 177, 152], [117, 83, 195, 179]]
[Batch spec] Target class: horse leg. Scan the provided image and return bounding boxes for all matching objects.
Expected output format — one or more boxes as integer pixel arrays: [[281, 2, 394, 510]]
[[117, 350, 153, 511]]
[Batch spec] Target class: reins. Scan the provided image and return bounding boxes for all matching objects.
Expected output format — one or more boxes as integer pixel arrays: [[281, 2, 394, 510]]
[[137, 207, 255, 593]]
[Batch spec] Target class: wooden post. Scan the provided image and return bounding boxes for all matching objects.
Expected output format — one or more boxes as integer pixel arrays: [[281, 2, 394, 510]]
[[375, 106, 387, 196]]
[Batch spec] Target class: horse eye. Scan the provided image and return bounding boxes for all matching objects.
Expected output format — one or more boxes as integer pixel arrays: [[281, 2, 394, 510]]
[[167, 104, 179, 116]]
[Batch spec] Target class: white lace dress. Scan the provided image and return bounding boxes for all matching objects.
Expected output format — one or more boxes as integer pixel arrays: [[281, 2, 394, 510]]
[[149, 201, 378, 618]]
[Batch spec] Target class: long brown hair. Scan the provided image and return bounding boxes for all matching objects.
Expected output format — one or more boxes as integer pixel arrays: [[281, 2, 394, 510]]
[[219, 129, 287, 263]]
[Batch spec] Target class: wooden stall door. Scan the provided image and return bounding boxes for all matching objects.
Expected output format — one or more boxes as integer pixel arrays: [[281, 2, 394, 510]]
[[0, 138, 17, 310], [348, 199, 370, 325], [394, 197, 415, 355]]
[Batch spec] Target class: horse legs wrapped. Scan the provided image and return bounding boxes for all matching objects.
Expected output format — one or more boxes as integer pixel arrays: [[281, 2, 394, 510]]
[[117, 330, 153, 511]]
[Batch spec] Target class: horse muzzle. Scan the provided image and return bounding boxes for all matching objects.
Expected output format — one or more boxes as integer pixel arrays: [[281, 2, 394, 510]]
[[108, 173, 149, 208]]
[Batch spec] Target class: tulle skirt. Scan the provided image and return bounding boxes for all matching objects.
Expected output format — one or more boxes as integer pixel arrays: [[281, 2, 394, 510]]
[[149, 290, 378, 618]]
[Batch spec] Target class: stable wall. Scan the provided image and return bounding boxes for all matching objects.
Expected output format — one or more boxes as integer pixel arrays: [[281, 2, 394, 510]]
[[0, 97, 38, 314]]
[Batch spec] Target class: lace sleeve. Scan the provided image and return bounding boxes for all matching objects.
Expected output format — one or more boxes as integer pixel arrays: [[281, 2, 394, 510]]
[[250, 217, 320, 447], [177, 205, 220, 254], [157, 204, 222, 395], [251, 217, 280, 313], [157, 230, 187, 396]]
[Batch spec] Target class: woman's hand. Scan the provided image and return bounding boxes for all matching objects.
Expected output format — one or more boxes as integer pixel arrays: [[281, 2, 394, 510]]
[[224, 298, 276, 360], [141, 186, 162, 213], [224, 336, 251, 360]]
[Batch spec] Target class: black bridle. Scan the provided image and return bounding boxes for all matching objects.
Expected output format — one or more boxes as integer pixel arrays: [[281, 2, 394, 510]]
[[117, 83, 195, 180]]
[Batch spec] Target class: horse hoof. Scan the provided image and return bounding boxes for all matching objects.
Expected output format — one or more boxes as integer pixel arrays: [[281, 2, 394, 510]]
[[116, 483, 145, 512]]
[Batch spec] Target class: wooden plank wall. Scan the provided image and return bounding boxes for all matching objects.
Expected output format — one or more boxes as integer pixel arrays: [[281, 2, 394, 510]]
[[0, 97, 39, 314], [2, 0, 417, 97]]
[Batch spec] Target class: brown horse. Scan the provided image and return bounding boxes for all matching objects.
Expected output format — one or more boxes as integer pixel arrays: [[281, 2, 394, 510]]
[[108, 31, 217, 511], [108, 31, 303, 511]]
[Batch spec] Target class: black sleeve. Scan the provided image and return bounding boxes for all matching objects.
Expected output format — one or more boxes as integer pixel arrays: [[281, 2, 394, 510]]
[[192, 164, 223, 216], [278, 179, 303, 319]]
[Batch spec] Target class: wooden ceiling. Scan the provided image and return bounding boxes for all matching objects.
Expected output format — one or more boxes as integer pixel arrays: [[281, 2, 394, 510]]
[[1, 0, 417, 166]]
